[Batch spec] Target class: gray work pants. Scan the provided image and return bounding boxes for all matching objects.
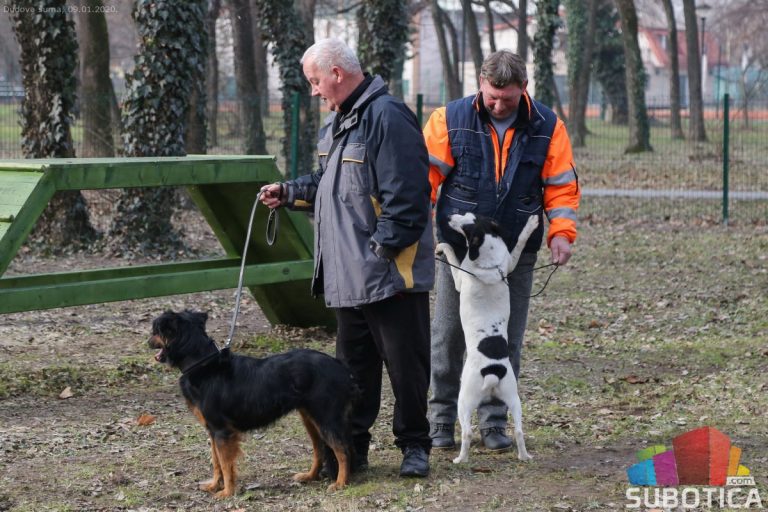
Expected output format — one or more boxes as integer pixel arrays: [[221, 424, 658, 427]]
[[428, 252, 536, 431]]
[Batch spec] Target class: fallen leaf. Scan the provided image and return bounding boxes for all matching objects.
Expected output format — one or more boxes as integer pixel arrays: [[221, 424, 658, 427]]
[[59, 387, 73, 399], [623, 375, 649, 384], [136, 414, 156, 426], [470, 466, 493, 473]]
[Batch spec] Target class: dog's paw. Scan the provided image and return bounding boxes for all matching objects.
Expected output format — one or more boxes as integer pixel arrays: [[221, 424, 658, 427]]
[[435, 243, 451, 257], [326, 481, 346, 492], [213, 488, 234, 499], [293, 471, 319, 483], [199, 479, 223, 493], [452, 456, 468, 464], [518, 452, 533, 462]]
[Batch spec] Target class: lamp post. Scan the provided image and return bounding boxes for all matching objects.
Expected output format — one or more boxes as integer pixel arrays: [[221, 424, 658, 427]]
[[697, 3, 711, 106], [696, 3, 711, 55]]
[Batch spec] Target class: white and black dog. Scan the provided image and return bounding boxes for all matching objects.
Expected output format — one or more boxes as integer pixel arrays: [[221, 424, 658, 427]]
[[435, 212, 538, 464]]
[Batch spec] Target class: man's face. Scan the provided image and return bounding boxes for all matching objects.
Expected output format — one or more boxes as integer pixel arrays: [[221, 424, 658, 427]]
[[479, 77, 527, 119], [303, 58, 344, 112]]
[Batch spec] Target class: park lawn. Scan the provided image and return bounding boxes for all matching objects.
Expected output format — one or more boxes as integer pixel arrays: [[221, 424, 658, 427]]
[[0, 218, 766, 511]]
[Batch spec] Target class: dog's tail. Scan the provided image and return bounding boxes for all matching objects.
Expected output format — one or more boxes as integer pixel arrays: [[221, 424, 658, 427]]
[[481, 374, 500, 391], [480, 364, 507, 391]]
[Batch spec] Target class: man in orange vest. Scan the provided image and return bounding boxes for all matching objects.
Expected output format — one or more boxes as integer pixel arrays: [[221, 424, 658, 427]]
[[424, 50, 580, 451]]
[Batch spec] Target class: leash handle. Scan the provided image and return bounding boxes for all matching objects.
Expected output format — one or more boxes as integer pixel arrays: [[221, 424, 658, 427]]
[[225, 191, 277, 348]]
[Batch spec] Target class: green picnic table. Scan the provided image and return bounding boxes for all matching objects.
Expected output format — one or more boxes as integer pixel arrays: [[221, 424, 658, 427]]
[[0, 156, 333, 328]]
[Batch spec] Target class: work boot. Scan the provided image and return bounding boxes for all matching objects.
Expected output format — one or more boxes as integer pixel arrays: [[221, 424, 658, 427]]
[[399, 444, 430, 477], [429, 423, 456, 450], [481, 426, 513, 452]]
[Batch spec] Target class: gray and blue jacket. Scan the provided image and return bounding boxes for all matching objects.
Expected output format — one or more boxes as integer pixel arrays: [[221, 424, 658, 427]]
[[284, 76, 434, 307]]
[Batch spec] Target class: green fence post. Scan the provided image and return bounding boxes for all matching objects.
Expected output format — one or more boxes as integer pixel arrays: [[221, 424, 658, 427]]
[[290, 92, 300, 179], [722, 93, 730, 226], [416, 93, 424, 127]]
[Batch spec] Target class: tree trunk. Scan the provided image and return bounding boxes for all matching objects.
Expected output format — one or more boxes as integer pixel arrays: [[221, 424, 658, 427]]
[[614, 0, 652, 152], [206, 0, 221, 148], [432, 0, 462, 100], [739, 69, 750, 129], [484, 0, 496, 53], [250, 1, 270, 114], [358, 0, 409, 85], [185, 83, 207, 154], [295, 0, 319, 172], [660, 0, 684, 139], [460, 0, 483, 84], [11, 0, 98, 252], [229, 0, 267, 154], [111, 0, 208, 257], [533, 0, 559, 109], [593, 0, 627, 125], [565, 0, 597, 147], [681, 0, 707, 141], [517, 0, 528, 62], [78, 0, 114, 157]]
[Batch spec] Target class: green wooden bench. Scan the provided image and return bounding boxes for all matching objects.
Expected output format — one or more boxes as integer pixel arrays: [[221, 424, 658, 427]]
[[0, 156, 334, 328]]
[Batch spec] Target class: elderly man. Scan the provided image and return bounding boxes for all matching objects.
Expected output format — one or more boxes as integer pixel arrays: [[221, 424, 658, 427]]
[[260, 38, 434, 478]]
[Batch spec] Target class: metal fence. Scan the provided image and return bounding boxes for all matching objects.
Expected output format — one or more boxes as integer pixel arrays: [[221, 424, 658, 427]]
[[1, 93, 766, 226]]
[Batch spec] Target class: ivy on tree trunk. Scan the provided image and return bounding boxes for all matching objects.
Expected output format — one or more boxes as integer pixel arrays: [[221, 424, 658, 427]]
[[11, 0, 98, 253], [253, 0, 316, 176], [110, 0, 208, 258], [533, 0, 560, 109]]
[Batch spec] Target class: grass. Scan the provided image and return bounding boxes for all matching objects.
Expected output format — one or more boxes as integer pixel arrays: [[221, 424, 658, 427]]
[[1, 220, 766, 511]]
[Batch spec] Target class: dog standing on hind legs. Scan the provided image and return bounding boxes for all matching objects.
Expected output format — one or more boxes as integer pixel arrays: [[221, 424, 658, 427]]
[[148, 310, 355, 497], [435, 212, 538, 464]]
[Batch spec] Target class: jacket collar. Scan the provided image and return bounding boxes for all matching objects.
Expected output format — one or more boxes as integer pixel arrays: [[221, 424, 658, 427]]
[[472, 90, 542, 129], [333, 75, 388, 137]]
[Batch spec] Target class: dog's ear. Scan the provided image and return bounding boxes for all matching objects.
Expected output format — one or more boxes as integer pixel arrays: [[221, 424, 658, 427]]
[[181, 309, 208, 329], [460, 223, 474, 242], [193, 311, 209, 327], [467, 230, 485, 261]]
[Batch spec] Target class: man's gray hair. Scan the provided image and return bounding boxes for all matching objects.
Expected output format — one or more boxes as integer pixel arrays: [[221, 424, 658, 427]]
[[301, 38, 362, 74], [480, 50, 527, 88]]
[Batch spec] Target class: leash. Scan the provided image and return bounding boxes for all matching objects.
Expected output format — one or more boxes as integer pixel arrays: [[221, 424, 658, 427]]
[[434, 257, 559, 298], [222, 190, 279, 350], [515, 262, 559, 298]]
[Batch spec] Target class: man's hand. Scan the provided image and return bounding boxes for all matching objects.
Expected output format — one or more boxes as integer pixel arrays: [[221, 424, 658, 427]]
[[259, 183, 285, 209], [550, 236, 572, 266]]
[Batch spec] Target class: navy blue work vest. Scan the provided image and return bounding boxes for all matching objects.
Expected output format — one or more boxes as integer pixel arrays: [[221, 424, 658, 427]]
[[435, 94, 557, 258]]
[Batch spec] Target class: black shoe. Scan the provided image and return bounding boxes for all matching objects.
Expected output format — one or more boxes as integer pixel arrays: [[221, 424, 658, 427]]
[[399, 445, 429, 478], [481, 426, 513, 452], [430, 423, 456, 449]]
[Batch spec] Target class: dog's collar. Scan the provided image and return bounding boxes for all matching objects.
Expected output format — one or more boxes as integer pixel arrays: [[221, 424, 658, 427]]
[[181, 346, 229, 375]]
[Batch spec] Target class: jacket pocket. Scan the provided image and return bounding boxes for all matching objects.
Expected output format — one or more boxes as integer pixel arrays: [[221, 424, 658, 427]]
[[519, 152, 546, 167], [456, 145, 482, 179], [443, 193, 478, 211], [338, 143, 370, 198], [515, 193, 543, 214]]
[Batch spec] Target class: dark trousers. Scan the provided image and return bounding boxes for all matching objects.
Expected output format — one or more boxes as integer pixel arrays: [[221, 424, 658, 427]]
[[335, 291, 431, 452]]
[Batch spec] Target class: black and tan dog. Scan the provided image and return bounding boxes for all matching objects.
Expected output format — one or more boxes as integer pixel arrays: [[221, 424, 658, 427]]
[[148, 310, 355, 498]]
